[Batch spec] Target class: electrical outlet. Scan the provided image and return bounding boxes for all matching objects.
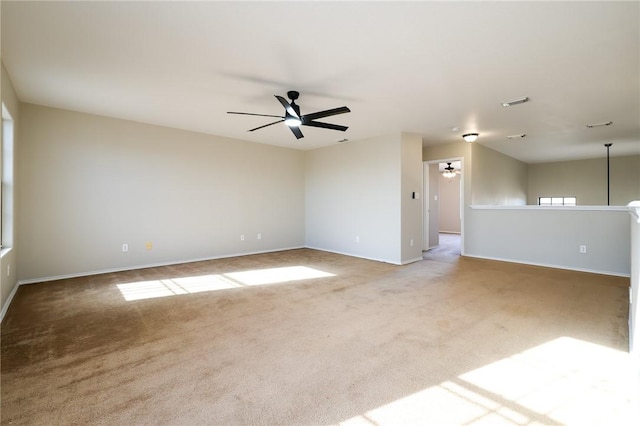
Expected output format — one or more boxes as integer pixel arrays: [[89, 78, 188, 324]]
[[257, 233, 262, 240], [355, 236, 360, 243], [122, 244, 128, 252], [240, 234, 245, 241], [580, 245, 587, 254], [410, 239, 414, 246]]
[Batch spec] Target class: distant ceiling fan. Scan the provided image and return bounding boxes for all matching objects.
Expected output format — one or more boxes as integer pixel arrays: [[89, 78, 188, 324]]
[[227, 90, 350, 140], [442, 162, 461, 179]]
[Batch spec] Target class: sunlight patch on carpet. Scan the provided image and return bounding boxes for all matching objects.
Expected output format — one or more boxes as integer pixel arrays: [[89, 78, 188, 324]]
[[117, 266, 335, 301], [340, 337, 637, 425]]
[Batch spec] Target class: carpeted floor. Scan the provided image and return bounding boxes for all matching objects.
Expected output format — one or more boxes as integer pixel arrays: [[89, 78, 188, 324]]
[[423, 233, 461, 263], [1, 248, 637, 425]]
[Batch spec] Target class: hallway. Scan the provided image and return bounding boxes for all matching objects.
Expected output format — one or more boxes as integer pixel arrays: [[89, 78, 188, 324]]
[[423, 233, 461, 263]]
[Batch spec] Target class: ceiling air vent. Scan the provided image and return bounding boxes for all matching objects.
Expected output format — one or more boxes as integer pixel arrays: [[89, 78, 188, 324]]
[[507, 134, 526, 139], [501, 97, 529, 107], [586, 121, 613, 128]]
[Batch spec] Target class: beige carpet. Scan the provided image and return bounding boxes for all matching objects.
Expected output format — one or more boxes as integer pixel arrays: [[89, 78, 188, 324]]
[[1, 248, 637, 425]]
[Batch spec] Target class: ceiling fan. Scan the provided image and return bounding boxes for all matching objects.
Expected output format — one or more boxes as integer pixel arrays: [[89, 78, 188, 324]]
[[442, 162, 461, 179], [227, 90, 350, 140]]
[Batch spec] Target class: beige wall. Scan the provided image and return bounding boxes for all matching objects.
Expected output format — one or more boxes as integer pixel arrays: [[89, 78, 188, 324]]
[[527, 155, 640, 206], [439, 172, 460, 233], [304, 132, 422, 265], [427, 163, 441, 248], [423, 141, 632, 275], [10, 99, 637, 287], [423, 142, 472, 253], [1, 62, 19, 317], [16, 104, 425, 282], [471, 144, 527, 206], [400, 133, 424, 262], [469, 206, 630, 276], [305, 134, 398, 262], [466, 144, 529, 257], [18, 104, 305, 282]]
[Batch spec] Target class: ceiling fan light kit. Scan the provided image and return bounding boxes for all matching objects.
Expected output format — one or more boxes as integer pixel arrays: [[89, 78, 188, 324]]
[[442, 162, 459, 179], [462, 133, 479, 143], [228, 90, 350, 140], [284, 116, 302, 127]]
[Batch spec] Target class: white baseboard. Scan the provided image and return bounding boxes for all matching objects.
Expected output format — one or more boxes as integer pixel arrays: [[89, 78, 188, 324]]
[[304, 246, 402, 265], [302, 248, 421, 266], [0, 280, 20, 323], [6, 248, 629, 322], [16, 245, 418, 287], [463, 253, 630, 278], [18, 246, 306, 286]]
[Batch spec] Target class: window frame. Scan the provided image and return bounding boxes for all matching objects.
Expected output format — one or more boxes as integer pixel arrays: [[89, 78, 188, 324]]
[[538, 196, 577, 207], [1, 103, 15, 252]]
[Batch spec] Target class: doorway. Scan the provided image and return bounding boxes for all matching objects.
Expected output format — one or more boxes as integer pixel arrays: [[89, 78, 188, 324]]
[[423, 159, 463, 256]]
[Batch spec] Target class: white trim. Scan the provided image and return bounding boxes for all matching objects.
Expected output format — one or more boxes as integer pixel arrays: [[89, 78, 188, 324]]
[[17, 246, 305, 285], [628, 201, 640, 223], [17, 246, 413, 286], [304, 246, 402, 265], [0, 279, 20, 323], [463, 253, 630, 278], [470, 205, 628, 211], [0, 246, 12, 258], [423, 156, 465, 256], [7, 245, 628, 323]]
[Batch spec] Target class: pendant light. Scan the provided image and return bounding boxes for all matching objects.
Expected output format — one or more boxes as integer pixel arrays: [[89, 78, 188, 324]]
[[605, 143, 612, 205]]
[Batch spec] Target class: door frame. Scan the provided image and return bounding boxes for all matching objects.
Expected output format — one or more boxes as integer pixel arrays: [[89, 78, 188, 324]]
[[423, 157, 464, 254]]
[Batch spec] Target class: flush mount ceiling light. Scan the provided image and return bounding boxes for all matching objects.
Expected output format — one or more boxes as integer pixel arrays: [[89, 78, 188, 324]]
[[507, 134, 526, 139], [501, 96, 529, 107], [586, 121, 613, 128], [462, 133, 479, 143]]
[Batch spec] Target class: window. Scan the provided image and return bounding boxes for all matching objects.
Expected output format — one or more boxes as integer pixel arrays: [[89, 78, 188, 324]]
[[1, 103, 14, 251], [538, 196, 577, 206]]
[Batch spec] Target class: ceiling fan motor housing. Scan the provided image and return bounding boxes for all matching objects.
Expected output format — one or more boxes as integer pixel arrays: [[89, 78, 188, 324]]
[[287, 91, 301, 116]]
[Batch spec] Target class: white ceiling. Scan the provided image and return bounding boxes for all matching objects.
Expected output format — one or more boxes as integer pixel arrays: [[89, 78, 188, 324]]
[[2, 1, 639, 163]]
